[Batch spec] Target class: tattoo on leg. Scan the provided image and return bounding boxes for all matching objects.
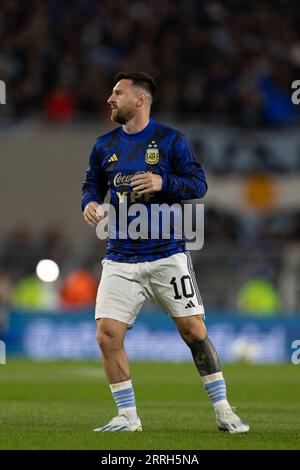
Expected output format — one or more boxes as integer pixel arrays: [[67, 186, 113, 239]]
[[188, 336, 221, 376]]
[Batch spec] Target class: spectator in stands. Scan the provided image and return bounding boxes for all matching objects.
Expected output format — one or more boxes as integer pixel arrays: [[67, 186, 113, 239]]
[[237, 277, 281, 315], [60, 269, 98, 309], [1, 0, 300, 126]]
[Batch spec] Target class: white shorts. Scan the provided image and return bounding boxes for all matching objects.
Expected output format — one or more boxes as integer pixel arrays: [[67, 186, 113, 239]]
[[95, 252, 205, 326]]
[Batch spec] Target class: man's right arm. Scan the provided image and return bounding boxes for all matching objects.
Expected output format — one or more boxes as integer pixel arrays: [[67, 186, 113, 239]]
[[82, 143, 109, 226]]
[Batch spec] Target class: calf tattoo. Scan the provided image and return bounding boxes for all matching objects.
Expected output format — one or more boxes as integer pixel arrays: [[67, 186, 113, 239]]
[[188, 336, 221, 376]]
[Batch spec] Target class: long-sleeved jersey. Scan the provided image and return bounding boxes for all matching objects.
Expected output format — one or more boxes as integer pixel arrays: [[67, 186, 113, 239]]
[[82, 117, 207, 262]]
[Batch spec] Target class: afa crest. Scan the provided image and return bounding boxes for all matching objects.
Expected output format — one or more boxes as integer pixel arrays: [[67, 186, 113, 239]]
[[145, 141, 160, 165]]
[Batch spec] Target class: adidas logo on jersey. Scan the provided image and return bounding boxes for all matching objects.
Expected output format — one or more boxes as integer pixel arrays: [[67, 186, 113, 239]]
[[108, 154, 118, 163], [185, 301, 196, 309]]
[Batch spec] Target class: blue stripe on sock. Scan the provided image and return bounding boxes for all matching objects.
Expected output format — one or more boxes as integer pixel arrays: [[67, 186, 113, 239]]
[[206, 386, 225, 394], [205, 379, 225, 390], [112, 386, 136, 412], [212, 395, 226, 403], [118, 401, 135, 409], [113, 388, 132, 397], [204, 378, 227, 405]]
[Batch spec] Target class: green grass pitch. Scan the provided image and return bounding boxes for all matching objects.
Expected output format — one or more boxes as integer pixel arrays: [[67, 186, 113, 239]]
[[0, 360, 299, 450]]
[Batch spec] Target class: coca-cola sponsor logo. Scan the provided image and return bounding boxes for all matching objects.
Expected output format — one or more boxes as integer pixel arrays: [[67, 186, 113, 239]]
[[113, 171, 150, 187]]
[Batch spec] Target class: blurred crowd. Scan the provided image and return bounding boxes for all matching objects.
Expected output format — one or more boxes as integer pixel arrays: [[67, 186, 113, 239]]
[[1, 0, 300, 125], [0, 226, 101, 313], [0, 208, 299, 315]]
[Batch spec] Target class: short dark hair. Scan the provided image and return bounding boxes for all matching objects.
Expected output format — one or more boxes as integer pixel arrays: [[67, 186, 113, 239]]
[[113, 71, 156, 102]]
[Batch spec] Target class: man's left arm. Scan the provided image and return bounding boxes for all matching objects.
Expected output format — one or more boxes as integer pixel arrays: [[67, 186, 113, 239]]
[[131, 134, 207, 200], [161, 134, 207, 200]]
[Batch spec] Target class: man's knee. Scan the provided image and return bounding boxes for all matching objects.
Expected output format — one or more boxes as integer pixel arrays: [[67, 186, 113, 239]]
[[96, 319, 125, 353], [96, 328, 109, 351], [176, 316, 207, 344]]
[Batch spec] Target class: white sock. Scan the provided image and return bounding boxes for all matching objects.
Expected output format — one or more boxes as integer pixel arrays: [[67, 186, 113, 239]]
[[201, 372, 230, 414], [110, 379, 138, 421]]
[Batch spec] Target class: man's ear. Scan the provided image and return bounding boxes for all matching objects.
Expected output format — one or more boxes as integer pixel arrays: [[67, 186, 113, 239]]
[[136, 92, 146, 108]]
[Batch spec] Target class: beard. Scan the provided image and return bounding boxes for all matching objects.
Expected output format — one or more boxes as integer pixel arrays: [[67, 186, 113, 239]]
[[111, 107, 135, 124]]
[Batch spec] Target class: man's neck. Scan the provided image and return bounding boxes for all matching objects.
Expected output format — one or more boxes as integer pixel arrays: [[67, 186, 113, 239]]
[[122, 114, 150, 134]]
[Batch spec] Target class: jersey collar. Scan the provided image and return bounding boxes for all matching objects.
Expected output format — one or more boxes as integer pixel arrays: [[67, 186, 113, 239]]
[[120, 117, 155, 140]]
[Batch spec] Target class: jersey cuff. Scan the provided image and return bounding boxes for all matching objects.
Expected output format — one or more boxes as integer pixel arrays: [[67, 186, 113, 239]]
[[81, 196, 101, 212]]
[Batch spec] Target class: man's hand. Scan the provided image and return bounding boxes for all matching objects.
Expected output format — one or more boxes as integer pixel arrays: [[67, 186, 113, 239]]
[[83, 201, 107, 227], [131, 173, 162, 196]]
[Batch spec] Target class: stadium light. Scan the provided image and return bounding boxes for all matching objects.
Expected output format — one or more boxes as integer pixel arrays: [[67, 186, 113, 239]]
[[36, 259, 60, 283]]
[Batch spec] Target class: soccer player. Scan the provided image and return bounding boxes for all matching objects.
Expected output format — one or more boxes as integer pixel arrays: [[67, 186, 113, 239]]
[[82, 72, 249, 434]]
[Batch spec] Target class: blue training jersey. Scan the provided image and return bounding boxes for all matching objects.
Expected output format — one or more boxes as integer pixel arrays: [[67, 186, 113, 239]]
[[82, 117, 207, 262]]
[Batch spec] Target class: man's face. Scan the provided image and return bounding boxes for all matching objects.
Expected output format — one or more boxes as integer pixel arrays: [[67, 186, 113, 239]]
[[107, 79, 139, 124]]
